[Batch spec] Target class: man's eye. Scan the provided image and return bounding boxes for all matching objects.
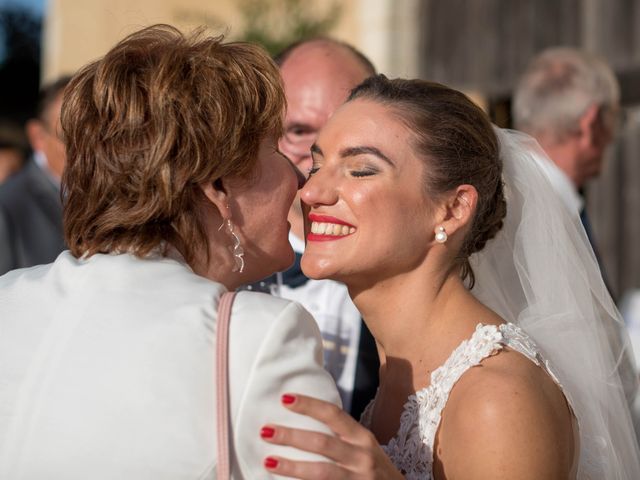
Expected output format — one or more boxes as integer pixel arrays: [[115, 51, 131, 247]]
[[308, 166, 320, 176], [289, 127, 314, 136]]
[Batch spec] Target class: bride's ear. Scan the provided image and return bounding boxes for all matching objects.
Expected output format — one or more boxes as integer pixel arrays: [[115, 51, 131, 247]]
[[199, 178, 230, 219], [436, 185, 478, 237]]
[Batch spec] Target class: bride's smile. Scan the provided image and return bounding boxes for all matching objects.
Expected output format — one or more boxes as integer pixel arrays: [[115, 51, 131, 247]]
[[307, 213, 356, 239]]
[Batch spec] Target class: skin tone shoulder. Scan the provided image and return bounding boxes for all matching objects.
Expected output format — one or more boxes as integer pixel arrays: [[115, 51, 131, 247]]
[[434, 350, 576, 479], [261, 98, 576, 479]]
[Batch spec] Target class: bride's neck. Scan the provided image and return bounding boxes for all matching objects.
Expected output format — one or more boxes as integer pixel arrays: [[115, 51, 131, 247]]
[[351, 268, 475, 382], [355, 269, 463, 345]]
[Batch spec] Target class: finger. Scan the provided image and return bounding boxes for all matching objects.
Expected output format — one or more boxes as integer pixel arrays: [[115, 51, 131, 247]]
[[260, 424, 360, 465], [281, 393, 368, 441], [263, 455, 349, 480]]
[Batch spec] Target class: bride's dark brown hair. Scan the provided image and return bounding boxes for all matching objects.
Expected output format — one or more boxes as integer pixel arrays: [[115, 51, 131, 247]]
[[348, 75, 506, 287]]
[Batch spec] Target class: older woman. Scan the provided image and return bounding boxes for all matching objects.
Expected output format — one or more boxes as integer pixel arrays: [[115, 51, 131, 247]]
[[0, 25, 339, 479]]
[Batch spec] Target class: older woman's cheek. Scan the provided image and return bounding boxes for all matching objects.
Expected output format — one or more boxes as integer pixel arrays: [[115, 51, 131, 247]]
[[302, 201, 311, 244]]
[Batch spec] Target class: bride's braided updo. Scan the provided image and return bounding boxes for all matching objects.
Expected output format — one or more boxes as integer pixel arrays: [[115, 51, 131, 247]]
[[348, 75, 506, 287]]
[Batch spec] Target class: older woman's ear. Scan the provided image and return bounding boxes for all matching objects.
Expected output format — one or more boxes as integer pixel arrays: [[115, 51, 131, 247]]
[[199, 179, 231, 219]]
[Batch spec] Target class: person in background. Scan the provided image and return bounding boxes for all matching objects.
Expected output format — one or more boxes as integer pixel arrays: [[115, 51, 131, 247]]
[[513, 45, 640, 435], [270, 37, 378, 418], [512, 47, 619, 264], [0, 76, 71, 274], [0, 120, 28, 184], [0, 25, 339, 479]]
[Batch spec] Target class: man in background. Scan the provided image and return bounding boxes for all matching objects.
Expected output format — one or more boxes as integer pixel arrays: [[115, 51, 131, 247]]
[[0, 120, 28, 184], [271, 38, 377, 418], [513, 47, 620, 249], [513, 47, 640, 441], [0, 76, 71, 275]]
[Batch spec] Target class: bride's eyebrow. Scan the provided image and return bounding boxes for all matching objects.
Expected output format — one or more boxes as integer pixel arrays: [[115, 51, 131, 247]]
[[339, 146, 396, 167]]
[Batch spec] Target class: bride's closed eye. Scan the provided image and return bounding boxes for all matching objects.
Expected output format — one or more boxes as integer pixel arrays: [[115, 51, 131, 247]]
[[308, 166, 379, 178], [350, 167, 378, 177]]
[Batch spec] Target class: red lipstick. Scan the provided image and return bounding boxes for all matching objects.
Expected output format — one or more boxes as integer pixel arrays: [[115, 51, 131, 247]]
[[307, 213, 355, 242], [308, 214, 355, 227]]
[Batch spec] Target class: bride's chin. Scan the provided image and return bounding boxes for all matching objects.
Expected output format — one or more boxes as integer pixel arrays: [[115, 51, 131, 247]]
[[300, 257, 339, 281]]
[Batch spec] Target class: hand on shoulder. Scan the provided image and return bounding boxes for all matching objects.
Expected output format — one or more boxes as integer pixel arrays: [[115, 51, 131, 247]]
[[434, 349, 576, 480], [261, 393, 405, 479]]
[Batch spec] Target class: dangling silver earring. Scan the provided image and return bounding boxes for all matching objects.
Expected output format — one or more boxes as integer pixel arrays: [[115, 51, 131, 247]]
[[435, 226, 448, 244], [219, 218, 245, 273]]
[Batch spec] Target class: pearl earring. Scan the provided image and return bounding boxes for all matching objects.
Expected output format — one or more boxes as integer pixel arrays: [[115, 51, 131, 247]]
[[435, 226, 448, 244]]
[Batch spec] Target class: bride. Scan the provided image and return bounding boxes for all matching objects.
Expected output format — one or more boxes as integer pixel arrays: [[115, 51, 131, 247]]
[[259, 75, 640, 479]]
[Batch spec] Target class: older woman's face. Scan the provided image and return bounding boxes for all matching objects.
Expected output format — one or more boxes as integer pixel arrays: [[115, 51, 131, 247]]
[[228, 136, 301, 281], [300, 99, 436, 285]]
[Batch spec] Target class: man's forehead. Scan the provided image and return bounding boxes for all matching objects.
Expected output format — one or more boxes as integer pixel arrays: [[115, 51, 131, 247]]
[[282, 55, 367, 113], [280, 43, 369, 87]]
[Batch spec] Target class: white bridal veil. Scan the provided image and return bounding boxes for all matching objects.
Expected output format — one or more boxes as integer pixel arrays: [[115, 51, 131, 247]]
[[470, 129, 640, 479]]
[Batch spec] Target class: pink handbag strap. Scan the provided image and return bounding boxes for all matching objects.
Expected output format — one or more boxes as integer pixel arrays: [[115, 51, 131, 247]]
[[216, 291, 236, 480]]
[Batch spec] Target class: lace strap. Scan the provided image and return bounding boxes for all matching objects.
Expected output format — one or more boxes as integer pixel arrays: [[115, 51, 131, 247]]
[[422, 324, 505, 449], [498, 323, 563, 394]]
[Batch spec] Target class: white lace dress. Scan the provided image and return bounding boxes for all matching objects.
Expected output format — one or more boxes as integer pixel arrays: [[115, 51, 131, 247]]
[[360, 323, 563, 480]]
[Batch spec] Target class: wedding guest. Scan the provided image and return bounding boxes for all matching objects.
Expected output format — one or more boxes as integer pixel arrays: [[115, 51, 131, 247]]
[[0, 76, 70, 275], [0, 25, 339, 479], [513, 45, 639, 431], [261, 76, 640, 479], [0, 120, 28, 184], [513, 47, 619, 273], [271, 38, 378, 418]]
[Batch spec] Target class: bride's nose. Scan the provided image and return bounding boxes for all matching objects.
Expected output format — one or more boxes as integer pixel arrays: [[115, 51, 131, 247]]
[[300, 171, 338, 207]]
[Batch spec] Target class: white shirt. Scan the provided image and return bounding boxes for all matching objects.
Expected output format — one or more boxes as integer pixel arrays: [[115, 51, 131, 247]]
[[278, 233, 362, 412]]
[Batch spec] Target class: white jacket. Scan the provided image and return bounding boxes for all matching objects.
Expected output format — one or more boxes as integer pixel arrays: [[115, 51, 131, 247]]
[[0, 251, 340, 479]]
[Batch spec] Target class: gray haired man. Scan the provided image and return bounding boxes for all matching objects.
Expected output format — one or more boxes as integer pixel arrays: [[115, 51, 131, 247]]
[[513, 47, 620, 216], [514, 47, 640, 440]]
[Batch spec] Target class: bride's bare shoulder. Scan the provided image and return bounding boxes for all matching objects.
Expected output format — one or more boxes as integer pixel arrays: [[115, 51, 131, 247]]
[[433, 348, 576, 480]]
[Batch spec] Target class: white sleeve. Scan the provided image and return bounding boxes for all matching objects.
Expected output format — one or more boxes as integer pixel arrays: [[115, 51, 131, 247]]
[[230, 299, 341, 478]]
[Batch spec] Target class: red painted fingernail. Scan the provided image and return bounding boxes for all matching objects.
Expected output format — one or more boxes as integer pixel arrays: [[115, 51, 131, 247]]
[[264, 457, 279, 469], [260, 426, 275, 438], [282, 394, 296, 404]]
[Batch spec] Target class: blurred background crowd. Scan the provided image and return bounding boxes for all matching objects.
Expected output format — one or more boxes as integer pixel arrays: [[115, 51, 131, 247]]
[[1, 0, 640, 355]]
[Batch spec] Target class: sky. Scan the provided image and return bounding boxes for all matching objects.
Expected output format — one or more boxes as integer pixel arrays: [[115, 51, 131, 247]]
[[0, 0, 44, 61], [0, 0, 44, 15]]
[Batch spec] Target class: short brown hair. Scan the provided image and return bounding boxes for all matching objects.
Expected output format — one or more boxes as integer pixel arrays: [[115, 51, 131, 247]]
[[61, 24, 285, 263], [349, 75, 505, 288]]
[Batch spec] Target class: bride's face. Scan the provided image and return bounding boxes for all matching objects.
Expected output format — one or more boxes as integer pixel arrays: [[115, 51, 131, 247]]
[[300, 99, 437, 284]]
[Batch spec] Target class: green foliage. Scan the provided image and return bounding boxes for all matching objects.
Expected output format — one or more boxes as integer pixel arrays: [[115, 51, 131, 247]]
[[239, 0, 341, 55]]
